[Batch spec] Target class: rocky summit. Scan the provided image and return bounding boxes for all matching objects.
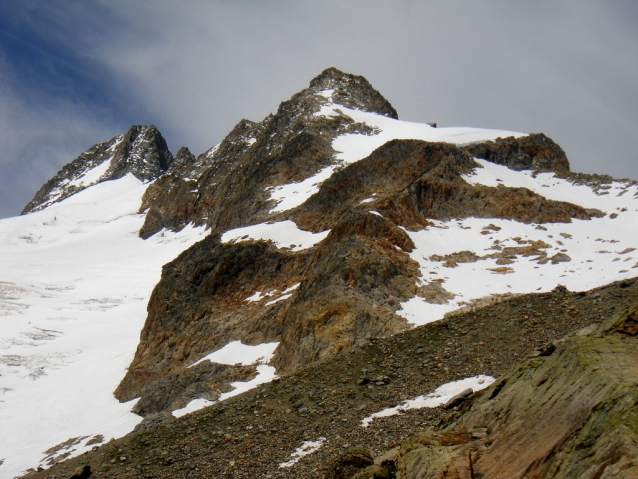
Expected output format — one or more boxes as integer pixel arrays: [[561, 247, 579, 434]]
[[1, 68, 637, 478]]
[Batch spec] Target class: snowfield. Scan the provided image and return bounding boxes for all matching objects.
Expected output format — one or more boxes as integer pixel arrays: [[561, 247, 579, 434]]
[[0, 175, 208, 478], [397, 161, 638, 326]]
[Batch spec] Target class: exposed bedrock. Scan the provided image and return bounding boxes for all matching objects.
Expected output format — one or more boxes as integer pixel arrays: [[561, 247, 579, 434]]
[[393, 303, 638, 479], [463, 132, 570, 173], [116, 135, 599, 414]]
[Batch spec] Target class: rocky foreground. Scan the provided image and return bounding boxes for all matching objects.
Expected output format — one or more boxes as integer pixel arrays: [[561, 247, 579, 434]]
[[23, 277, 638, 478]]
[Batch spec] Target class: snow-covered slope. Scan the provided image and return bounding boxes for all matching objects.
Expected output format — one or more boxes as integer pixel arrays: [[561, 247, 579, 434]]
[[0, 174, 207, 477], [398, 160, 638, 325]]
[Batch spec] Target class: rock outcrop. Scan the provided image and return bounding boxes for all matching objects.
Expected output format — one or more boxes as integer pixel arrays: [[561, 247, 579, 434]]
[[391, 303, 638, 479], [22, 125, 174, 213], [463, 133, 570, 173]]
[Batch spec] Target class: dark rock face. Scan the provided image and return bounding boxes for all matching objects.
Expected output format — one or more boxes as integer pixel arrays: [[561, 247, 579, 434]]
[[22, 125, 173, 214], [137, 68, 396, 238], [463, 133, 570, 173]]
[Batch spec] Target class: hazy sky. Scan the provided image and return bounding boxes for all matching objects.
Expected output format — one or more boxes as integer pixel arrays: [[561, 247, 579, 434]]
[[1, 1, 637, 219]]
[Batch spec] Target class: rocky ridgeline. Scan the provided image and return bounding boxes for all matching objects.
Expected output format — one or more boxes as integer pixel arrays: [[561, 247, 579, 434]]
[[22, 125, 176, 214], [137, 67, 396, 239], [113, 69, 602, 417]]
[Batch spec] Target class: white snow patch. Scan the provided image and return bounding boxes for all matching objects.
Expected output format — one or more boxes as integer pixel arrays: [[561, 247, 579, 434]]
[[189, 340, 279, 368], [218, 364, 278, 401], [262, 283, 300, 306], [171, 398, 214, 418], [0, 175, 208, 478], [267, 165, 337, 213], [68, 158, 112, 188], [279, 437, 327, 468], [173, 341, 280, 418], [361, 375, 495, 427], [316, 89, 334, 100], [221, 220, 329, 251], [245, 291, 268, 302]]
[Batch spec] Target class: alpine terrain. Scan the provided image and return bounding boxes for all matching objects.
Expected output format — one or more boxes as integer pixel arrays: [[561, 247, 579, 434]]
[[1, 68, 637, 478]]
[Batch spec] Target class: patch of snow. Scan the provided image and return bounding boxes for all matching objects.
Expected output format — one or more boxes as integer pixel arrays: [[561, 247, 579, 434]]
[[189, 340, 278, 368], [279, 437, 327, 468], [218, 364, 278, 401], [267, 165, 337, 213], [361, 375, 495, 427], [264, 283, 300, 306], [245, 291, 268, 302], [173, 341, 280, 418], [316, 89, 334, 100], [397, 163, 638, 326], [265, 293, 292, 306], [68, 158, 113, 188], [221, 220, 329, 251], [171, 398, 214, 418]]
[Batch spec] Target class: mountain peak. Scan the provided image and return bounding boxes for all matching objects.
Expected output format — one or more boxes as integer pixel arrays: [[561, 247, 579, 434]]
[[307, 67, 399, 119], [22, 124, 173, 214]]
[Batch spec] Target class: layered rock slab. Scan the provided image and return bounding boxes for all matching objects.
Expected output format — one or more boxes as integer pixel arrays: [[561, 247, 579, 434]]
[[394, 303, 638, 479]]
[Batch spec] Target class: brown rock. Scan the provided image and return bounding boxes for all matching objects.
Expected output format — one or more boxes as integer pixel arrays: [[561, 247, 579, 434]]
[[325, 446, 374, 479]]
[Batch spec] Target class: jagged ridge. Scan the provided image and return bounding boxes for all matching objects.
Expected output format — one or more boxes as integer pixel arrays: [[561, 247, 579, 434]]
[[22, 125, 174, 214]]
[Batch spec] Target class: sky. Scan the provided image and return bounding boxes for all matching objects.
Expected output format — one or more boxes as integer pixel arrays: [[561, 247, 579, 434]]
[[0, 1, 637, 219]]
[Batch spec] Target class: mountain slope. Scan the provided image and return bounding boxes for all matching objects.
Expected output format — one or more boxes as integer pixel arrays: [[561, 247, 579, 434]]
[[1, 68, 637, 477], [20, 278, 638, 478], [0, 175, 206, 477], [114, 69, 638, 422]]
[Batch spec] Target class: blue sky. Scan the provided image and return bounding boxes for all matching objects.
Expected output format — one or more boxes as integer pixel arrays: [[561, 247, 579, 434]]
[[1, 1, 637, 218]]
